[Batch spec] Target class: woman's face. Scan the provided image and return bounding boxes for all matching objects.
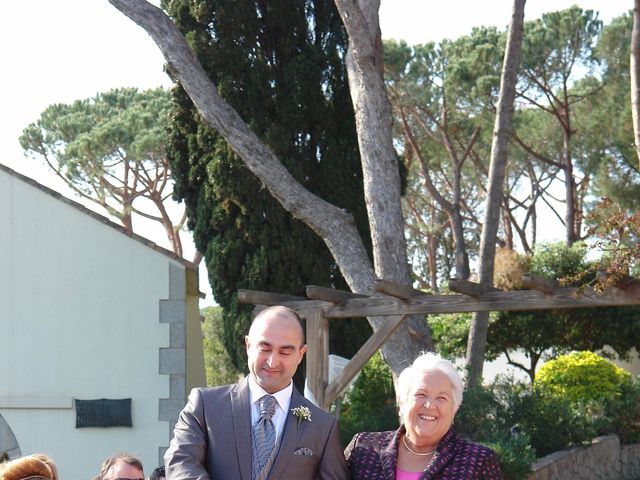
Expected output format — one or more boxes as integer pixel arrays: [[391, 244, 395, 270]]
[[401, 370, 456, 447]]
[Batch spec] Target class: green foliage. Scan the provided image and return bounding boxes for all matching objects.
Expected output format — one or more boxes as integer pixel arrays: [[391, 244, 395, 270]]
[[459, 379, 599, 459], [489, 243, 640, 382], [454, 384, 536, 478], [201, 306, 242, 386], [19, 88, 180, 241], [520, 6, 601, 87], [385, 30, 502, 283], [529, 242, 589, 282], [427, 313, 471, 359], [455, 385, 502, 440], [339, 353, 398, 446], [584, 12, 640, 213], [604, 376, 640, 444], [484, 433, 536, 480], [499, 382, 597, 457], [535, 351, 631, 405], [163, 0, 372, 370]]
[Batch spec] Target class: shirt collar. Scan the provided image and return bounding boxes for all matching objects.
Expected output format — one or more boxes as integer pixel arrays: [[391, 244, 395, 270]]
[[247, 374, 293, 412]]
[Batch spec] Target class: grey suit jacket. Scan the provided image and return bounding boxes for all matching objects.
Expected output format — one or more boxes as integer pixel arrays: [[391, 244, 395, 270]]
[[165, 377, 349, 480]]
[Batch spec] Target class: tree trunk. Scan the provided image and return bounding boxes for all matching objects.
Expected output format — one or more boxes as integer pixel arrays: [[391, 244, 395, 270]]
[[109, 0, 434, 377], [562, 131, 578, 245], [632, 0, 640, 169], [466, 0, 525, 388], [428, 233, 439, 292]]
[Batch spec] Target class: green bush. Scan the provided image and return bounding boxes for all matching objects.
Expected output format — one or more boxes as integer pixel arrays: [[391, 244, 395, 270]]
[[339, 352, 398, 446], [604, 376, 640, 444], [456, 385, 502, 440], [535, 351, 631, 405], [500, 385, 597, 456], [457, 383, 536, 478], [484, 432, 536, 480]]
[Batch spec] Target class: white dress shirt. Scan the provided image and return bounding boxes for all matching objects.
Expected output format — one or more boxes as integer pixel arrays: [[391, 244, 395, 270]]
[[248, 375, 293, 442]]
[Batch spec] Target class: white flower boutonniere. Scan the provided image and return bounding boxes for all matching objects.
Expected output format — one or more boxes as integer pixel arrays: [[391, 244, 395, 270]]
[[291, 406, 312, 427]]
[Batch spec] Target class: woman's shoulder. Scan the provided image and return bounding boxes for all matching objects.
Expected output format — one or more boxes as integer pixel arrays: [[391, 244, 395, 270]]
[[349, 429, 396, 448], [432, 431, 502, 478], [345, 429, 398, 472], [450, 433, 497, 456]]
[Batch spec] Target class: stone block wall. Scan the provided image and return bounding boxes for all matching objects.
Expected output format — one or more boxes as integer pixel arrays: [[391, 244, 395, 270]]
[[528, 435, 640, 480]]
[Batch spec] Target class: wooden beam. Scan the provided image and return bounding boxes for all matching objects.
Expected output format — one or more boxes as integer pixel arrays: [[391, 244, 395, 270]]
[[238, 289, 331, 312], [322, 315, 409, 409], [448, 278, 500, 296], [306, 285, 368, 304], [237, 289, 304, 305], [323, 283, 640, 318], [521, 274, 558, 293], [305, 309, 328, 409], [374, 279, 421, 300]]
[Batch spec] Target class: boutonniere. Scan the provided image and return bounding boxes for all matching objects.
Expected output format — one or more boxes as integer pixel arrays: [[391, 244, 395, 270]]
[[291, 406, 312, 427]]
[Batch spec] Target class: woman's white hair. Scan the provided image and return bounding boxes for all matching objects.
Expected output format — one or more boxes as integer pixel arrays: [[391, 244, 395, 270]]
[[397, 352, 464, 414]]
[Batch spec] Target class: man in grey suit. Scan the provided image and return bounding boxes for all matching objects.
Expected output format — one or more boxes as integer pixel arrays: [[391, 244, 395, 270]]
[[165, 305, 349, 480]]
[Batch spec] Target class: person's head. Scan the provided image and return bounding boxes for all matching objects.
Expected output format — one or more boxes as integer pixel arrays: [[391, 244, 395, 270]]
[[245, 306, 307, 394], [148, 466, 165, 480], [29, 454, 57, 480], [397, 352, 464, 446], [0, 455, 55, 480], [98, 453, 144, 480]]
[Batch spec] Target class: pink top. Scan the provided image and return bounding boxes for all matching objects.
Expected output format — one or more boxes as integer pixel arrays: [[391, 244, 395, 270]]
[[396, 467, 423, 480]]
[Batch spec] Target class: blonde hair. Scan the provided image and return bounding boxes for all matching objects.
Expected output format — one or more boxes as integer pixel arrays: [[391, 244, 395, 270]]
[[28, 455, 57, 480], [0, 455, 55, 480]]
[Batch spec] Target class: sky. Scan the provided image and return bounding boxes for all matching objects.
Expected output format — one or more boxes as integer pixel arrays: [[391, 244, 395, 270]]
[[0, 0, 631, 306]]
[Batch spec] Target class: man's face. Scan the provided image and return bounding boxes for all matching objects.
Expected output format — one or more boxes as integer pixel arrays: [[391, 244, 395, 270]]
[[245, 309, 307, 394], [104, 460, 144, 480]]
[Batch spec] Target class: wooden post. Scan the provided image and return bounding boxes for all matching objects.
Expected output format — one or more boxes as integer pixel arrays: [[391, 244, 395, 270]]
[[303, 308, 329, 409], [323, 314, 408, 408]]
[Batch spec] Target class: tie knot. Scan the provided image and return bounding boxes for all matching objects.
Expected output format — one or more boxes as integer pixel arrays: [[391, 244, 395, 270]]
[[258, 395, 276, 419]]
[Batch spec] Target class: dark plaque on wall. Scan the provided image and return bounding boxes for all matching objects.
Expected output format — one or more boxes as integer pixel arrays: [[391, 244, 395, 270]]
[[75, 398, 132, 428]]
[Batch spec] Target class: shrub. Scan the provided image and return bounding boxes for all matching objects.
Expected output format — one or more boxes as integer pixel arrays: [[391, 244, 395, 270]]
[[484, 432, 536, 480], [515, 390, 598, 456], [339, 352, 398, 446], [457, 383, 536, 479], [604, 376, 640, 444], [456, 385, 502, 440], [535, 351, 631, 405]]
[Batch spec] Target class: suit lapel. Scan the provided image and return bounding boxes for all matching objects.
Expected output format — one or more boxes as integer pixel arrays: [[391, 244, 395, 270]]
[[231, 377, 253, 480], [380, 429, 401, 480], [266, 388, 306, 480]]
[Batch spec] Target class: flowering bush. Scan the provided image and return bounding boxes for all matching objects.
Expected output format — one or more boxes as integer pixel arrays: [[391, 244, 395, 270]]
[[534, 351, 631, 405]]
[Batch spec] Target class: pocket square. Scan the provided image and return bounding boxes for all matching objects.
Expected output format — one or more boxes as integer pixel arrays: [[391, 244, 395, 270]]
[[293, 447, 314, 456]]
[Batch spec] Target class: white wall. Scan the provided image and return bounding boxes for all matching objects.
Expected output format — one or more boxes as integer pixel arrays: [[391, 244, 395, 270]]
[[0, 170, 185, 478]]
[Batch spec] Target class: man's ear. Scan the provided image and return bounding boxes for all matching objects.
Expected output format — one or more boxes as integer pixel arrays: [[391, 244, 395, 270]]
[[298, 344, 307, 363], [245, 335, 250, 350]]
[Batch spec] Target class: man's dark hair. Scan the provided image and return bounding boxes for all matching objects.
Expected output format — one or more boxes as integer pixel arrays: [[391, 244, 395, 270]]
[[149, 466, 165, 480]]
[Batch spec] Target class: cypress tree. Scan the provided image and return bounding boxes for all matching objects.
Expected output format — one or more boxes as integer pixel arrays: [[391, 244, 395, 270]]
[[163, 0, 372, 373]]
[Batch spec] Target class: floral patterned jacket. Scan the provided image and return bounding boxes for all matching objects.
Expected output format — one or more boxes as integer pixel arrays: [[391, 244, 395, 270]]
[[345, 426, 503, 480]]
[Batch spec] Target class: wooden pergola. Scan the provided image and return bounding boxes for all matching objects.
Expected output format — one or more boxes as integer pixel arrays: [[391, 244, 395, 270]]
[[239, 275, 640, 411]]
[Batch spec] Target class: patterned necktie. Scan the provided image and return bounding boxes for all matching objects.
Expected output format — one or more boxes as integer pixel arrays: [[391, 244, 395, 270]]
[[252, 394, 277, 480]]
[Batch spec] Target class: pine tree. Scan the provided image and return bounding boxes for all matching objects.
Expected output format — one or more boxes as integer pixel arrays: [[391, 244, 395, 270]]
[[163, 0, 371, 372]]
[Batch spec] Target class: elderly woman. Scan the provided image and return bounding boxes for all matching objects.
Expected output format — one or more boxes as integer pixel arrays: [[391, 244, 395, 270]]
[[345, 352, 502, 479]]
